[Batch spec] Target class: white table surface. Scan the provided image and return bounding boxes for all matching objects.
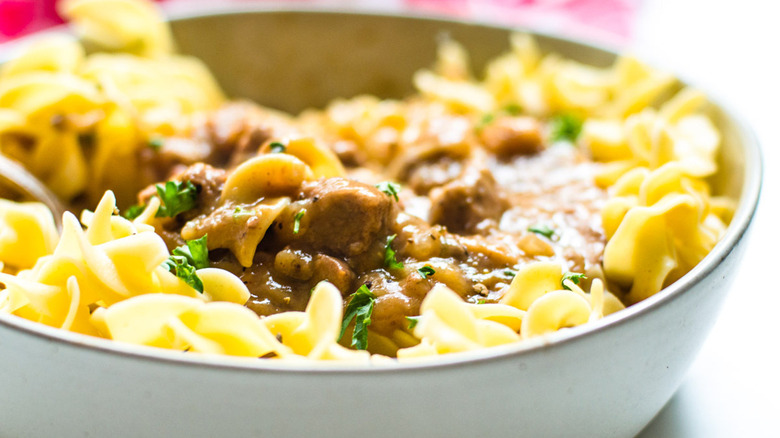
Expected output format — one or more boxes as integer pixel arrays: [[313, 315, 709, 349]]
[[632, 1, 779, 436]]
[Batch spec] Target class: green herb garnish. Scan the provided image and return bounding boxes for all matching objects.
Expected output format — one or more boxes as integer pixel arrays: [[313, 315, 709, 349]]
[[172, 235, 209, 270], [122, 204, 145, 220], [406, 316, 420, 330], [475, 113, 495, 132], [154, 180, 198, 218], [549, 113, 583, 143], [528, 224, 555, 239], [375, 181, 401, 202], [232, 206, 254, 220], [148, 137, 164, 150], [384, 234, 404, 270], [269, 141, 286, 153], [477, 299, 487, 304], [293, 209, 306, 234], [503, 103, 522, 116], [504, 269, 516, 278], [339, 284, 376, 350], [561, 272, 587, 291], [418, 266, 435, 279]]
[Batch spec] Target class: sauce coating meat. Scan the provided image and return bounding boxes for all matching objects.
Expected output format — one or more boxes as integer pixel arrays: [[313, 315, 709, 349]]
[[140, 102, 607, 340]]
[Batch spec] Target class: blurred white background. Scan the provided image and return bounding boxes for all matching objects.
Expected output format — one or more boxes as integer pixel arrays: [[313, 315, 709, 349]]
[[633, 1, 779, 436]]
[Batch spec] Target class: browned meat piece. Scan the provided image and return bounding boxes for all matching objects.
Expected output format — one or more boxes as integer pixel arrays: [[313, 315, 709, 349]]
[[205, 102, 301, 168], [296, 178, 394, 257], [310, 254, 356, 295], [479, 116, 544, 157], [428, 167, 507, 234], [137, 102, 302, 186], [330, 139, 367, 168]]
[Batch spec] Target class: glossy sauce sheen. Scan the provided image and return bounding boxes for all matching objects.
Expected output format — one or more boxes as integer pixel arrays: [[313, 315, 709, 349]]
[[144, 103, 607, 337]]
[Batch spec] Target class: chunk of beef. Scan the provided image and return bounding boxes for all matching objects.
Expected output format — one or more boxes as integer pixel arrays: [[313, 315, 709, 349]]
[[428, 167, 507, 234], [479, 116, 544, 157], [298, 178, 393, 257], [205, 102, 300, 169]]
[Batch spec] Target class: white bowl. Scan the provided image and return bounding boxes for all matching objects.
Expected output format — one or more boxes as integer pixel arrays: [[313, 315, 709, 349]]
[[0, 8, 762, 438]]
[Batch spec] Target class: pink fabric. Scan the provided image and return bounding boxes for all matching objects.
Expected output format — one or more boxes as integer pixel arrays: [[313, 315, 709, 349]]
[[0, 0, 642, 45], [405, 0, 642, 44]]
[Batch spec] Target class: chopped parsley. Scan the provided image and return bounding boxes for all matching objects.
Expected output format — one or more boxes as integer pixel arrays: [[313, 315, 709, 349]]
[[163, 236, 209, 293], [293, 209, 306, 234], [549, 113, 583, 143], [122, 204, 145, 220], [148, 137, 164, 150], [384, 234, 404, 270], [477, 299, 487, 304], [406, 316, 420, 330], [339, 284, 376, 350], [232, 206, 254, 220], [503, 103, 522, 116], [418, 266, 435, 279], [561, 272, 587, 291], [475, 113, 495, 132], [503, 269, 516, 278], [154, 180, 198, 218], [269, 141, 286, 153], [375, 181, 401, 202], [172, 235, 209, 269], [528, 224, 555, 239]]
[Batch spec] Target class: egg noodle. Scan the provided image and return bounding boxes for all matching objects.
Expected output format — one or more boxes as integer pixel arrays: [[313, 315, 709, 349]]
[[0, 0, 731, 362]]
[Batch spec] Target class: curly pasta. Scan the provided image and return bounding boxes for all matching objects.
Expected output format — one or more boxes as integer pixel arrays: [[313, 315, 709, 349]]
[[0, 0, 732, 362]]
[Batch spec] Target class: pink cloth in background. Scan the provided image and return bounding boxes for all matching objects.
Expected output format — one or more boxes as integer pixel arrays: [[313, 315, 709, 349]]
[[0, 0, 63, 41], [0, 0, 641, 45], [406, 0, 641, 45]]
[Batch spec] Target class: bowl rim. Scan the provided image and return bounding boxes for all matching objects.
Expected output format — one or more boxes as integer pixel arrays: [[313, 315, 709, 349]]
[[0, 6, 764, 374]]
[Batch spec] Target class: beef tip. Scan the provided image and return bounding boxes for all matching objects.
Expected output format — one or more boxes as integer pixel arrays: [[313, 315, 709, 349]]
[[310, 254, 356, 295], [298, 178, 393, 257], [205, 102, 301, 168], [428, 167, 507, 235], [479, 116, 544, 157]]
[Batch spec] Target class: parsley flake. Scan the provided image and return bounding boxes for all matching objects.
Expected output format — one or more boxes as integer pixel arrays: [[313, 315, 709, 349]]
[[148, 137, 164, 150], [339, 284, 376, 350], [122, 204, 145, 220], [375, 181, 401, 202], [503, 103, 522, 116], [293, 209, 306, 234], [549, 113, 583, 143], [504, 269, 516, 278], [406, 316, 420, 330], [154, 180, 198, 218], [561, 272, 587, 291], [172, 235, 209, 270], [528, 224, 555, 239], [384, 234, 404, 270], [269, 141, 286, 153], [162, 255, 203, 293], [233, 206, 254, 220], [475, 113, 495, 132], [418, 266, 435, 279]]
